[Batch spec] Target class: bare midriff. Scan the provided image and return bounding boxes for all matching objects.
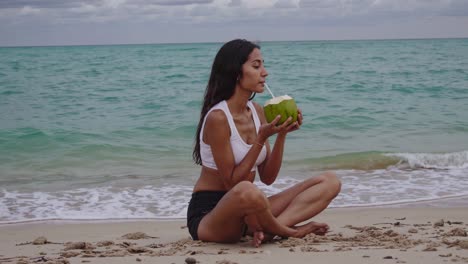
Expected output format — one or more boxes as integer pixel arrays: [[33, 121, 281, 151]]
[[193, 166, 256, 192]]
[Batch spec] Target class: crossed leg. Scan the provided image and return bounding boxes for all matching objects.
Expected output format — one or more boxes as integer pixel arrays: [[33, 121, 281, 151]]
[[248, 171, 341, 243], [269, 171, 341, 228], [197, 181, 299, 243], [196, 172, 341, 246]]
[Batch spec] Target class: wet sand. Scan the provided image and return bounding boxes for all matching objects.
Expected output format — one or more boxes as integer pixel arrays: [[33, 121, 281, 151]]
[[1, 207, 467, 264]]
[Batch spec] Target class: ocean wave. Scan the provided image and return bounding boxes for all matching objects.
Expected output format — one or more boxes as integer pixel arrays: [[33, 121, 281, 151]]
[[295, 150, 468, 171], [0, 185, 193, 223], [386, 151, 468, 169], [297, 151, 400, 171], [2, 165, 468, 223]]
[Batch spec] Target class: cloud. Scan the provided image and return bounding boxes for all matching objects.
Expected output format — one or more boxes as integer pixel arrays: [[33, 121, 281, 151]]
[[297, 0, 467, 17], [0, 0, 97, 9], [18, 6, 42, 15], [132, 0, 213, 6], [2, 0, 466, 23], [0, 0, 467, 46], [274, 0, 298, 9], [0, 0, 213, 9], [228, 0, 242, 7], [441, 0, 468, 16]]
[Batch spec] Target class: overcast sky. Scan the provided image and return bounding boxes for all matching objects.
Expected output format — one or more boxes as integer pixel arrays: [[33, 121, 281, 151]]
[[1, 0, 468, 46]]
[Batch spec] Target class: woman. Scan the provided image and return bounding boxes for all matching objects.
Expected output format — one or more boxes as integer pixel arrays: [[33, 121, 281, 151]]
[[188, 39, 341, 247]]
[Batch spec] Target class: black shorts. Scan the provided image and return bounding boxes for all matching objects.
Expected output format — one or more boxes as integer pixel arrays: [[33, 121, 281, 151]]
[[186, 191, 227, 240]]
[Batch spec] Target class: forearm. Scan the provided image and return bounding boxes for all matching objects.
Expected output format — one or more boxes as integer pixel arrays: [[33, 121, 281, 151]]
[[261, 134, 286, 185], [228, 141, 266, 187]]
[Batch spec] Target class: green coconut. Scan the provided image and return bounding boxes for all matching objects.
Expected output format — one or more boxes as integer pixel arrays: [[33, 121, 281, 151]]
[[263, 95, 298, 125]]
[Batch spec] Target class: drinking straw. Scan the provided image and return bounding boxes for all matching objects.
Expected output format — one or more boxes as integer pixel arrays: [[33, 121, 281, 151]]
[[264, 83, 275, 98]]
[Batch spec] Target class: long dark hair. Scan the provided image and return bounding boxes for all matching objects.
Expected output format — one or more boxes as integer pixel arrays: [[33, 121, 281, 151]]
[[193, 39, 260, 165]]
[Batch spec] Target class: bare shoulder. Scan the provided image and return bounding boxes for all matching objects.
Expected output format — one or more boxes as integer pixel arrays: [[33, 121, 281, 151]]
[[204, 109, 230, 134], [205, 109, 228, 126], [204, 109, 230, 144]]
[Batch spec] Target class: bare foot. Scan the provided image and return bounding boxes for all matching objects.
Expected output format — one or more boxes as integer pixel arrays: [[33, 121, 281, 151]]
[[252, 231, 264, 247], [252, 231, 277, 247], [293, 221, 329, 238]]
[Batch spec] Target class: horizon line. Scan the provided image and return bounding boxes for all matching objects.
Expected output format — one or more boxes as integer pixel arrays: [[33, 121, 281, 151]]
[[1, 36, 468, 49]]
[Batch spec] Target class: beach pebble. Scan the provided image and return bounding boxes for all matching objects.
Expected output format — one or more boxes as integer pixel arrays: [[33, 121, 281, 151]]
[[383, 256, 393, 259], [185, 257, 197, 264], [408, 228, 418, 233]]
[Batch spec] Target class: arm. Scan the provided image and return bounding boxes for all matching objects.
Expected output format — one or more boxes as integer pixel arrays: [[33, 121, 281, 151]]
[[205, 108, 292, 189], [255, 103, 302, 185], [258, 133, 287, 185], [204, 110, 271, 189]]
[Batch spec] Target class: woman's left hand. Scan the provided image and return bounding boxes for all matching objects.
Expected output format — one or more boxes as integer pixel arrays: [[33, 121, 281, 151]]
[[280, 108, 303, 134]]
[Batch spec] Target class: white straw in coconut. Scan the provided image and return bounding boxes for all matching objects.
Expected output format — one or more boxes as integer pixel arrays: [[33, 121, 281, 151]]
[[264, 83, 275, 98]]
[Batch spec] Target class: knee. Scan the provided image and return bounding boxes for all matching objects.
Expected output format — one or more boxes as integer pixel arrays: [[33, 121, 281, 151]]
[[319, 171, 341, 199], [231, 181, 266, 208]]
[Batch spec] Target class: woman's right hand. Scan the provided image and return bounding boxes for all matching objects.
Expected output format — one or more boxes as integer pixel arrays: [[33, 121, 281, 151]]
[[257, 115, 295, 142]]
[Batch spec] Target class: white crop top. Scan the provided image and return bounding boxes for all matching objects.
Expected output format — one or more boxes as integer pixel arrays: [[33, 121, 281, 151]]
[[200, 100, 267, 172]]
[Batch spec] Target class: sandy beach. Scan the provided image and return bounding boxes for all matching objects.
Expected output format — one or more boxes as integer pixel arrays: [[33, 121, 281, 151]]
[[1, 207, 467, 264]]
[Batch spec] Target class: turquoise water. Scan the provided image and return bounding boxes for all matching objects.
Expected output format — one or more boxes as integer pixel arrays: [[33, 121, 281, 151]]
[[1, 39, 468, 222]]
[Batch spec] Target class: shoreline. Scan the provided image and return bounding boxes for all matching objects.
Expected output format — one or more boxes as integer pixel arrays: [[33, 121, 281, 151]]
[[1, 207, 467, 264], [3, 37, 468, 48], [2, 194, 468, 226]]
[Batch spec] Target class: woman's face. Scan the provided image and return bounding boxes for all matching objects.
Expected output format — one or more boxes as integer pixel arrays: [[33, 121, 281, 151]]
[[239, 48, 268, 93]]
